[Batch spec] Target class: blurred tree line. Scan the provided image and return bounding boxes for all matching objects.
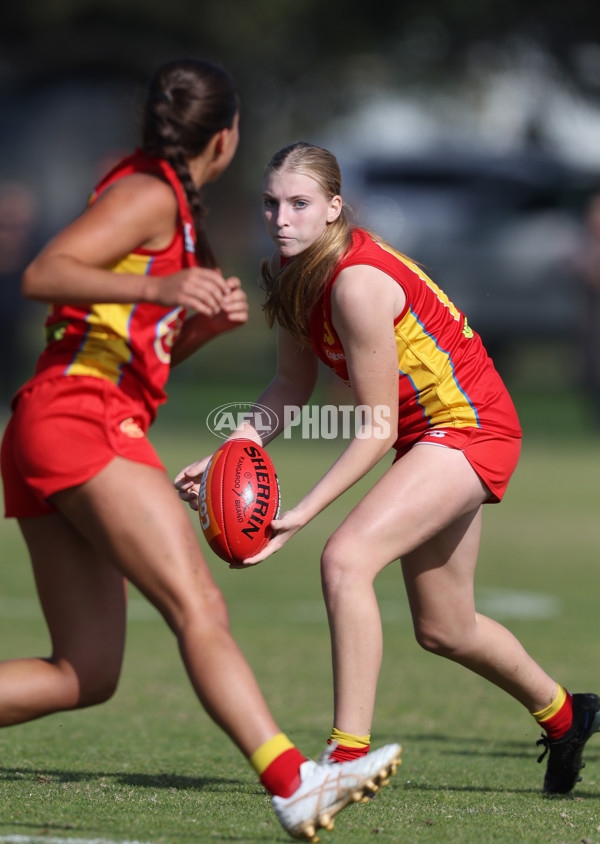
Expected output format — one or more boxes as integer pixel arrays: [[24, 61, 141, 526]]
[[3, 0, 600, 84], [2, 0, 600, 153], [2, 0, 599, 243]]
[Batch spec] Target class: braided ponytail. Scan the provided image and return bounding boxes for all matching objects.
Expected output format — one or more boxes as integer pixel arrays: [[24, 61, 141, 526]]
[[142, 59, 239, 268]]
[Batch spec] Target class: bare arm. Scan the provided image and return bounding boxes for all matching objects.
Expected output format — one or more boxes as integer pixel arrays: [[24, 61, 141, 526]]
[[21, 174, 228, 314], [174, 326, 319, 503], [244, 264, 404, 562], [230, 326, 319, 444], [170, 276, 249, 366]]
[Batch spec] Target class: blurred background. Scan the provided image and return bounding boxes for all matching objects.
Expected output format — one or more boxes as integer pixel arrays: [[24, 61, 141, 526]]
[[2, 0, 600, 433]]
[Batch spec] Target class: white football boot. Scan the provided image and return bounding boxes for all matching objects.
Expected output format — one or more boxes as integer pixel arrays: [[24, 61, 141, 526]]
[[271, 742, 402, 841]]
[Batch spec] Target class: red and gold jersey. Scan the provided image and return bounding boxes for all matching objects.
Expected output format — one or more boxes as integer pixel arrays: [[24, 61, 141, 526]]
[[309, 228, 521, 451], [30, 150, 197, 419]]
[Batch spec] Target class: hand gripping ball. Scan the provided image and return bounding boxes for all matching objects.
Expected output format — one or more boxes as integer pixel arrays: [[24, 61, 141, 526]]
[[198, 438, 280, 563]]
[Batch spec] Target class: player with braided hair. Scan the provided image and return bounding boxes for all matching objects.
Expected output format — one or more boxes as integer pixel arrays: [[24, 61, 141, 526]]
[[0, 64, 401, 841], [141, 59, 235, 270]]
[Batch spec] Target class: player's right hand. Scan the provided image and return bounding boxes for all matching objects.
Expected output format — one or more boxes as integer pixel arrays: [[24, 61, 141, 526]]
[[145, 267, 229, 315], [174, 457, 211, 510]]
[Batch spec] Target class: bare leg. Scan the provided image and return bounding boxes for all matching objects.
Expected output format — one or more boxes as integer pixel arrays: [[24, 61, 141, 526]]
[[49, 458, 281, 757], [401, 508, 558, 711], [321, 445, 558, 737], [0, 513, 127, 724]]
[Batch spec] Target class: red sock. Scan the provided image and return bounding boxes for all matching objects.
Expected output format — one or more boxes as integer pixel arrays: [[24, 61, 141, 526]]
[[260, 747, 306, 797], [327, 728, 371, 762], [533, 687, 573, 740], [327, 739, 370, 762], [541, 693, 574, 740], [250, 734, 307, 797]]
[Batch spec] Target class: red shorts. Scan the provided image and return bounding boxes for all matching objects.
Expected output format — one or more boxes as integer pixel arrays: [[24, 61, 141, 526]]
[[1, 375, 165, 518], [395, 427, 521, 503]]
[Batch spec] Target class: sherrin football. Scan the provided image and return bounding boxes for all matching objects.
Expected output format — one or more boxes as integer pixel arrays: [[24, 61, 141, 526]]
[[198, 438, 281, 564]]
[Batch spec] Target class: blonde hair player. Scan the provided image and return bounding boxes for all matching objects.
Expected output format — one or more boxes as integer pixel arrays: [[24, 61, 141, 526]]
[[176, 141, 600, 795]]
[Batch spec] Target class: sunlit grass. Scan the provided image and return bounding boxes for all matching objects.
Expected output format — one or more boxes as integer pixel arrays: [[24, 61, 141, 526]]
[[1, 398, 599, 843]]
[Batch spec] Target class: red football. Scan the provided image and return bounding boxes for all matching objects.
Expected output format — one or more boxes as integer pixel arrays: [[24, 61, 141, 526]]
[[198, 438, 281, 564]]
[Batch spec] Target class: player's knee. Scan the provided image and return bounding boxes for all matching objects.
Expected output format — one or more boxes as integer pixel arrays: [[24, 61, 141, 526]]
[[159, 582, 230, 636], [78, 673, 120, 707], [176, 586, 231, 637], [413, 621, 463, 658], [320, 534, 357, 595], [49, 654, 121, 710], [54, 661, 120, 709], [198, 587, 230, 630]]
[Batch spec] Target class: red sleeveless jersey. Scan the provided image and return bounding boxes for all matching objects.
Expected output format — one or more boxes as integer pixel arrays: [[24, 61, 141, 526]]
[[30, 150, 197, 419], [309, 229, 521, 452]]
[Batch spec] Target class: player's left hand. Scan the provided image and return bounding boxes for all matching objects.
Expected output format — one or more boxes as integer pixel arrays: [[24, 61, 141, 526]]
[[170, 277, 248, 366], [206, 276, 248, 336], [238, 509, 305, 567]]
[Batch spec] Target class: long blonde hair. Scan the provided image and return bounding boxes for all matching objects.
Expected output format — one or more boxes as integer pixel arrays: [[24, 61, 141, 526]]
[[261, 142, 353, 344]]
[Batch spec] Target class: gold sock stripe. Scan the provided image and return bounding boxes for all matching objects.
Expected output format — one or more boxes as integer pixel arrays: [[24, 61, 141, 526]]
[[249, 733, 295, 775], [532, 685, 567, 722], [330, 727, 371, 748]]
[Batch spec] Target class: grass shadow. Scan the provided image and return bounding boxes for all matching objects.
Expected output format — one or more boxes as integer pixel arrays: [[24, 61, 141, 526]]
[[0, 765, 263, 793]]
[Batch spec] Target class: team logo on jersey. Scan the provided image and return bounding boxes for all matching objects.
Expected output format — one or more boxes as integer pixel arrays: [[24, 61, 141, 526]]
[[183, 222, 195, 254], [44, 320, 69, 345], [154, 308, 185, 363], [462, 318, 474, 339], [120, 417, 145, 438], [323, 317, 335, 346]]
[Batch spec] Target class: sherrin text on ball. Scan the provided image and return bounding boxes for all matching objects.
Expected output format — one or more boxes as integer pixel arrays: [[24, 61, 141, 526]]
[[198, 438, 280, 563]]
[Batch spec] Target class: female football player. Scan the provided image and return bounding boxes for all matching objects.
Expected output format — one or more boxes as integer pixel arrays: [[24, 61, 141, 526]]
[[0, 72, 400, 841], [176, 141, 599, 796]]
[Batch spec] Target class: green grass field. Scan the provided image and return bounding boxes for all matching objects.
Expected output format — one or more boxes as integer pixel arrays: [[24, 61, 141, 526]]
[[1, 385, 600, 844]]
